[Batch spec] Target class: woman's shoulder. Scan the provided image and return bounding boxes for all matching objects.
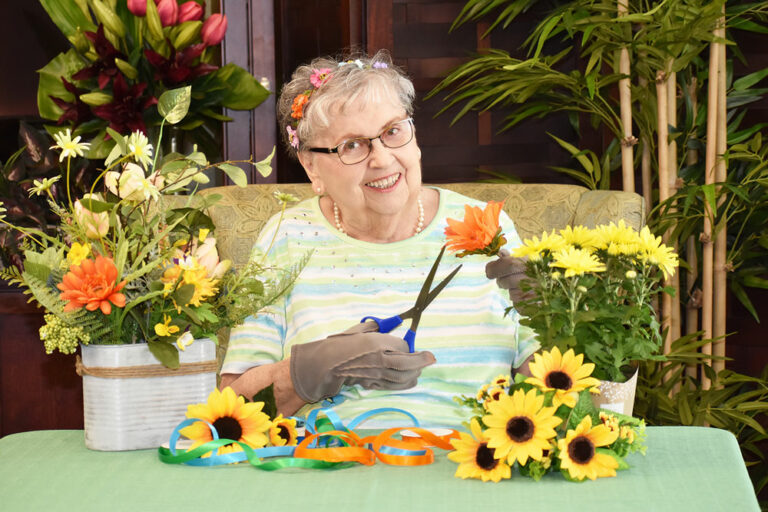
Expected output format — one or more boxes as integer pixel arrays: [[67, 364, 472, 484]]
[[431, 186, 488, 208]]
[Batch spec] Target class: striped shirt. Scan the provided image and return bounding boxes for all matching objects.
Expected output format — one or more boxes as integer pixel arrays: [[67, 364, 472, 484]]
[[221, 187, 539, 428]]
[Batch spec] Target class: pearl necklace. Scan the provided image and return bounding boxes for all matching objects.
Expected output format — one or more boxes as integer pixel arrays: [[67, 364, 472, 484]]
[[333, 196, 425, 237]]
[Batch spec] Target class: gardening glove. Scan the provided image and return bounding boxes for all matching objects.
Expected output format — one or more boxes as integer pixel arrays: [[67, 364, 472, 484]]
[[289, 321, 436, 403], [485, 249, 530, 305]]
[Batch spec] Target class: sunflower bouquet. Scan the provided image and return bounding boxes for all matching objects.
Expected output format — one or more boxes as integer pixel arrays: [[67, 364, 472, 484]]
[[511, 221, 679, 382], [0, 87, 299, 368], [449, 347, 646, 483]]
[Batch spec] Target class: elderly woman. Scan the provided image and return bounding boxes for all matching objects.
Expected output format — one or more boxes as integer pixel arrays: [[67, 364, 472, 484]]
[[220, 51, 536, 428]]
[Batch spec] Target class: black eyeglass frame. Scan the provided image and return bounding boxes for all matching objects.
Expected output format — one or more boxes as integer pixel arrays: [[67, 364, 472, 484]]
[[307, 117, 414, 165]]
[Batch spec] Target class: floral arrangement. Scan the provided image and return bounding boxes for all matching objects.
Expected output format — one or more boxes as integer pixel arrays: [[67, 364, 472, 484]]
[[448, 347, 646, 482], [0, 87, 299, 368], [179, 387, 299, 454], [444, 201, 679, 382], [511, 221, 678, 382], [37, 0, 268, 159]]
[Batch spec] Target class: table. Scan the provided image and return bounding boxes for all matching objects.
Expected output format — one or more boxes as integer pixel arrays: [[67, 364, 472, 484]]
[[0, 426, 758, 512]]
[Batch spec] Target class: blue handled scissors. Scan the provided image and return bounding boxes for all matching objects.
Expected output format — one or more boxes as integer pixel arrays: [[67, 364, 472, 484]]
[[360, 245, 462, 353]]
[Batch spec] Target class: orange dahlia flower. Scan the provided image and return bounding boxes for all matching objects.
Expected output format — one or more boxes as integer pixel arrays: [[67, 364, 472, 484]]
[[57, 255, 127, 315], [444, 201, 506, 256], [291, 93, 309, 119]]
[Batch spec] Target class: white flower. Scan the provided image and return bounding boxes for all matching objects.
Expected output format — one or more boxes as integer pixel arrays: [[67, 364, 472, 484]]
[[176, 331, 194, 352], [29, 176, 61, 197], [50, 129, 90, 162], [127, 131, 153, 169], [114, 163, 160, 203]]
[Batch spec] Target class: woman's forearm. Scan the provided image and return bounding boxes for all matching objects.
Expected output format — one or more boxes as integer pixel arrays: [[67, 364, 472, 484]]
[[220, 359, 307, 416]]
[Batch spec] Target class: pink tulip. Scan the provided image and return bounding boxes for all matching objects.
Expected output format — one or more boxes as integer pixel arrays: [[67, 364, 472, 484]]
[[156, 0, 179, 27], [127, 0, 147, 16], [178, 1, 204, 23], [201, 13, 227, 46]]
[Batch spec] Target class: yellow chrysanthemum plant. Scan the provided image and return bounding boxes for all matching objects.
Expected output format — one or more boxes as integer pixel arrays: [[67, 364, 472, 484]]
[[450, 347, 646, 483], [512, 221, 679, 382], [0, 86, 302, 368]]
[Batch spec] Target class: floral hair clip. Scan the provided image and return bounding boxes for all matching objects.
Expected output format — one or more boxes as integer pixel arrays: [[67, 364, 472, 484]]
[[287, 68, 334, 149]]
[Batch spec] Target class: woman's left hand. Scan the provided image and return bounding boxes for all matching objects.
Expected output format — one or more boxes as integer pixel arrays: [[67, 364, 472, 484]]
[[485, 250, 529, 303]]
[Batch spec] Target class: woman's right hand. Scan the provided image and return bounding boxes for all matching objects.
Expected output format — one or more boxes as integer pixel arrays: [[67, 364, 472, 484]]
[[485, 249, 529, 304], [289, 322, 436, 403]]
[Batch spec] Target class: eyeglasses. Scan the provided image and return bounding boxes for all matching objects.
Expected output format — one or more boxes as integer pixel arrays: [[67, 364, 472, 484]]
[[308, 118, 414, 165]]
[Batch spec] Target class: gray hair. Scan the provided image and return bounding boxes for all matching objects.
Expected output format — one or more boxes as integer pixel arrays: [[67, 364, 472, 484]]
[[277, 50, 415, 156]]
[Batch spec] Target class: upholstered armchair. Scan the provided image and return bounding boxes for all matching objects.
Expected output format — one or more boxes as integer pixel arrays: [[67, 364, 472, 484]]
[[200, 183, 646, 267]]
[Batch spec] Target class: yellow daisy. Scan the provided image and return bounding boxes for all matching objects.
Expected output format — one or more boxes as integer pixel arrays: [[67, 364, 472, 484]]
[[448, 418, 512, 482], [154, 314, 180, 337], [127, 130, 153, 169], [510, 230, 567, 261], [550, 246, 606, 277], [526, 347, 601, 408], [593, 220, 640, 250], [637, 226, 678, 279], [50, 129, 90, 161], [269, 414, 299, 447], [559, 225, 598, 250], [180, 387, 270, 455], [483, 388, 562, 466], [66, 242, 91, 266], [558, 415, 619, 481]]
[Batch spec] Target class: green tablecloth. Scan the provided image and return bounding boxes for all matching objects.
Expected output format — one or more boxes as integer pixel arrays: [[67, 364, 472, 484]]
[[0, 426, 758, 511]]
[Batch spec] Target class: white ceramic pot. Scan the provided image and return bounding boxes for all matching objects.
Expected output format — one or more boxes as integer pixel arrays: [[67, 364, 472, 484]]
[[80, 338, 217, 451], [591, 367, 639, 416]]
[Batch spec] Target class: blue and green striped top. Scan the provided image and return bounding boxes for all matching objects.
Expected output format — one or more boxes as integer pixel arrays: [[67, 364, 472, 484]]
[[221, 187, 539, 428]]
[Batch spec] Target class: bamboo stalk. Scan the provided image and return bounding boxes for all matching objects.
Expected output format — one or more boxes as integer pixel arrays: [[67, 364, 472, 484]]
[[713, 16, 728, 375], [667, 73, 681, 343], [656, 70, 672, 358], [618, 0, 635, 192], [639, 75, 652, 211], [701, 37, 722, 391], [685, 77, 700, 381]]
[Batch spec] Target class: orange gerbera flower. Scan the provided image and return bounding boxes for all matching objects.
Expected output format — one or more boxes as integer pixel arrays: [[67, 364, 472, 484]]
[[444, 201, 506, 256], [57, 255, 126, 315], [291, 93, 309, 119]]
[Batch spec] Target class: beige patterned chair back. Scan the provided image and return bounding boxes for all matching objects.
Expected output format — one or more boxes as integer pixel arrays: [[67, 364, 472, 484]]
[[200, 183, 645, 267]]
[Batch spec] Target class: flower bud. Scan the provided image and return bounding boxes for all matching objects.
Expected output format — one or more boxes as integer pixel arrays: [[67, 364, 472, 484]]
[[625, 270, 637, 279], [80, 91, 114, 106], [201, 13, 227, 46], [67, 29, 90, 53], [178, 1, 204, 22], [156, 0, 179, 27], [91, 0, 127, 37], [172, 20, 202, 50], [114, 58, 139, 80], [576, 285, 588, 293], [145, 0, 165, 41], [211, 259, 231, 279], [193, 236, 220, 276], [127, 0, 147, 16], [74, 195, 109, 239]]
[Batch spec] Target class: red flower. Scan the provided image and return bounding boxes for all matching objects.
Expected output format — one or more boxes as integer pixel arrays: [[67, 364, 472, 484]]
[[178, 1, 204, 22], [201, 13, 227, 46], [92, 74, 158, 135], [144, 43, 218, 86], [50, 78, 94, 127], [72, 25, 126, 90], [156, 0, 179, 26], [127, 0, 147, 16], [57, 255, 127, 315]]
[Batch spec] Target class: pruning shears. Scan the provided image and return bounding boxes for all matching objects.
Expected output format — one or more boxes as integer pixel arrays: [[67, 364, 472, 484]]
[[360, 246, 462, 353]]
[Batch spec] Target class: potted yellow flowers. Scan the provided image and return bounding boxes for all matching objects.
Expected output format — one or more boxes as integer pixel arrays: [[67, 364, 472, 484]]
[[0, 87, 298, 450], [511, 221, 678, 414]]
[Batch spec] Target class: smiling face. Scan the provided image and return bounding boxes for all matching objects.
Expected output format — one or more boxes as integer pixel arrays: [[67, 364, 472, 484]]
[[298, 90, 423, 232]]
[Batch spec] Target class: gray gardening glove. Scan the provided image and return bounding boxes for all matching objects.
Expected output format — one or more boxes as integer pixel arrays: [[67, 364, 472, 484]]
[[289, 321, 436, 403], [485, 249, 530, 305]]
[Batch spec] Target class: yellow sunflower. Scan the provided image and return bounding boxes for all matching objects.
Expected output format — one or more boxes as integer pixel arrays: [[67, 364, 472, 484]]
[[161, 257, 218, 307], [510, 230, 567, 261], [269, 414, 299, 447], [559, 225, 598, 250], [491, 374, 511, 387], [550, 246, 606, 277], [526, 347, 601, 408], [483, 388, 562, 466], [180, 387, 271, 455], [448, 418, 512, 482], [557, 415, 619, 481]]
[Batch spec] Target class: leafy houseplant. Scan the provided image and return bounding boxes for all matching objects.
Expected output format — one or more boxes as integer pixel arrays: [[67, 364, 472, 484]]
[[511, 222, 678, 382], [0, 86, 298, 368], [37, 0, 269, 159]]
